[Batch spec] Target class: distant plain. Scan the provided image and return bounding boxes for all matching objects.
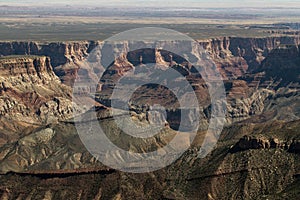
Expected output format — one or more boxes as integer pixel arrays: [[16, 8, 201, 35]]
[[0, 6, 299, 41]]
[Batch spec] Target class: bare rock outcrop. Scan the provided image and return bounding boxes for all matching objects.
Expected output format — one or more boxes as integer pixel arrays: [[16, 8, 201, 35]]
[[231, 136, 300, 154], [0, 56, 81, 146], [0, 36, 299, 199], [0, 36, 298, 87]]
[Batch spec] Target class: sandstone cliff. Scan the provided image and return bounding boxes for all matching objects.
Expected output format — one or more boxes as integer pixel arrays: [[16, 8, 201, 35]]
[[0, 36, 299, 200], [0, 56, 80, 147], [0, 36, 298, 85], [0, 37, 298, 137]]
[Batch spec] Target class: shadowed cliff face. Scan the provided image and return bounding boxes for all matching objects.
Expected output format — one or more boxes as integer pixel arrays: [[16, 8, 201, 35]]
[[0, 41, 98, 86], [259, 45, 300, 86], [0, 42, 95, 67], [95, 41, 300, 126], [0, 37, 299, 200], [0, 36, 298, 85], [0, 38, 298, 142]]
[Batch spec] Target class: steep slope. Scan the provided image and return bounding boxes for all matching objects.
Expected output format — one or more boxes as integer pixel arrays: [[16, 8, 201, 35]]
[[241, 45, 300, 123], [0, 36, 298, 86], [0, 56, 79, 147], [0, 119, 299, 200], [0, 36, 299, 200], [185, 120, 300, 200]]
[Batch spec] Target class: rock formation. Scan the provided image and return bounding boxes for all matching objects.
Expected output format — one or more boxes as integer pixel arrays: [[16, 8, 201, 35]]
[[0, 56, 81, 147], [0, 35, 299, 199]]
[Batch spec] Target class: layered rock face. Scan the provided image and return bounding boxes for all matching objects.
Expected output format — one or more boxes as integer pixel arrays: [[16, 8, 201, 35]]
[[231, 135, 300, 153], [0, 42, 94, 67], [0, 36, 298, 85], [3, 37, 292, 127], [0, 41, 99, 86], [92, 39, 299, 126], [0, 36, 299, 200], [0, 56, 79, 147], [259, 45, 300, 85], [199, 36, 299, 77]]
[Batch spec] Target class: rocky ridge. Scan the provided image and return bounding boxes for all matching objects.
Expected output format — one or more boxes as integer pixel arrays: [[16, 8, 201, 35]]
[[0, 36, 298, 83], [0, 36, 299, 199], [0, 56, 80, 147]]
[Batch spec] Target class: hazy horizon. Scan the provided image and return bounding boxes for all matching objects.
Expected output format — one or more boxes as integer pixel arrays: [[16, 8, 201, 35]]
[[1, 0, 300, 8]]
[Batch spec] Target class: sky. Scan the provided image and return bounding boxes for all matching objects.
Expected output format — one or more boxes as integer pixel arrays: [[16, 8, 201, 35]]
[[1, 0, 300, 8]]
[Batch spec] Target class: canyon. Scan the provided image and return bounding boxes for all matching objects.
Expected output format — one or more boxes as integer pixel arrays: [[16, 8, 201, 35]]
[[0, 35, 299, 199]]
